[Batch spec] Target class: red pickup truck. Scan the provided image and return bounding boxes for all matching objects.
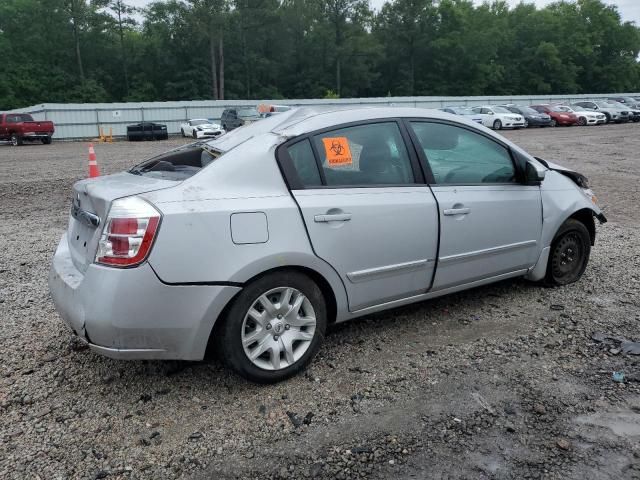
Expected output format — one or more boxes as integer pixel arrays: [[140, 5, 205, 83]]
[[0, 113, 55, 146]]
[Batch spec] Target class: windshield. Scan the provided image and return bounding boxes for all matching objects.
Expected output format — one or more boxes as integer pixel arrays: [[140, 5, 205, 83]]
[[492, 107, 512, 113], [551, 106, 570, 112], [447, 107, 474, 115], [596, 102, 615, 108], [191, 119, 209, 126], [518, 107, 538, 114], [238, 108, 259, 118]]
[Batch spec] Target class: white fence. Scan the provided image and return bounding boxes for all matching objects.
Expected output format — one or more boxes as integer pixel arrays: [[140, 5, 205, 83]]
[[9, 93, 639, 140]]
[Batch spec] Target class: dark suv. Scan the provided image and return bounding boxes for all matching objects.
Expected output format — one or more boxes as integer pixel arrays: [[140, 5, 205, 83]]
[[220, 107, 261, 131]]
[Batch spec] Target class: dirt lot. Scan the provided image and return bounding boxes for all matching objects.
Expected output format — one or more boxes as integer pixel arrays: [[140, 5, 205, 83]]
[[1, 125, 639, 480]]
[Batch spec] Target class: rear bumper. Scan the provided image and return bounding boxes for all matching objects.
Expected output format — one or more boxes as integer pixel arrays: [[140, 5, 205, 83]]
[[49, 234, 241, 360]]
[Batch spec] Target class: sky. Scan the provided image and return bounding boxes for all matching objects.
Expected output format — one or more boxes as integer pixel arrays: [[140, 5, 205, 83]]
[[127, 0, 640, 25]]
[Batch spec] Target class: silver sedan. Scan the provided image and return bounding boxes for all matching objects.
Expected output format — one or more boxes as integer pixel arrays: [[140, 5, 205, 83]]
[[49, 107, 606, 383]]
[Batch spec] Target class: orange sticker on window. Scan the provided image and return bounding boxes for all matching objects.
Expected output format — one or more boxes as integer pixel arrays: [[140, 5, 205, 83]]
[[322, 137, 353, 166]]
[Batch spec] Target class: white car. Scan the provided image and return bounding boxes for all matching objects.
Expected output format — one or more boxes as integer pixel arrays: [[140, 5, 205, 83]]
[[558, 105, 606, 126], [471, 106, 526, 130], [180, 119, 225, 139]]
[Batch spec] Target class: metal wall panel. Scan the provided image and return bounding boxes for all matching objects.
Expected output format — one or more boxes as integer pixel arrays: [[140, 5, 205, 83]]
[[8, 93, 640, 139]]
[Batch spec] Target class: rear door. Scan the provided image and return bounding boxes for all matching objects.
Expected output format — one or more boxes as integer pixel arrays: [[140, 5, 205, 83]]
[[280, 121, 439, 311], [407, 120, 542, 290]]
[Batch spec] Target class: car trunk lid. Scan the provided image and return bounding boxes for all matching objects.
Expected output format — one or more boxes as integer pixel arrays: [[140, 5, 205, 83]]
[[67, 172, 176, 273]]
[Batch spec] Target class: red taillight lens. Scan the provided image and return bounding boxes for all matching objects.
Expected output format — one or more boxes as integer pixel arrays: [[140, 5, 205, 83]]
[[110, 218, 138, 235], [96, 197, 161, 268]]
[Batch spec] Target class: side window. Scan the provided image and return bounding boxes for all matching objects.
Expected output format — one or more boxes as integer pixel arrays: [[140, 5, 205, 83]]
[[286, 139, 322, 187], [472, 107, 481, 114], [312, 122, 415, 186], [410, 122, 516, 185]]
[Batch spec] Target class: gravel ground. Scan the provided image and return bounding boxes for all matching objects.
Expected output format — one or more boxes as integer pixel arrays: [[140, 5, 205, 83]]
[[1, 125, 639, 480]]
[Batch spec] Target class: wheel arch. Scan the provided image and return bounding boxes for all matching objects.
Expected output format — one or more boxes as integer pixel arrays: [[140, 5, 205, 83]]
[[568, 208, 596, 246], [204, 264, 341, 360]]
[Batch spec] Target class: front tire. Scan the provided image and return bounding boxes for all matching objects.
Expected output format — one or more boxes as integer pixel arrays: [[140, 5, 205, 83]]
[[181, 129, 186, 137], [550, 119, 557, 127], [192, 130, 197, 139], [10, 134, 22, 146], [493, 120, 502, 130], [578, 117, 587, 126], [217, 271, 327, 383], [545, 219, 591, 286]]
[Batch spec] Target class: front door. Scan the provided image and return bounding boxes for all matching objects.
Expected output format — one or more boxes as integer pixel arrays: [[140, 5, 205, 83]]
[[282, 121, 439, 311], [408, 120, 543, 290]]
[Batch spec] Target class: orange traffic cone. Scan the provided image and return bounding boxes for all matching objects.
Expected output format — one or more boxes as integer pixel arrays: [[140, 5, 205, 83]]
[[88, 143, 100, 178]]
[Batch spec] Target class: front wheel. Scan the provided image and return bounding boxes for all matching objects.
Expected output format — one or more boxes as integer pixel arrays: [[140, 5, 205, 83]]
[[550, 119, 557, 127], [10, 134, 22, 146], [545, 219, 591, 286], [217, 271, 327, 383], [493, 120, 502, 130], [181, 129, 185, 137], [578, 117, 587, 126], [192, 130, 197, 139]]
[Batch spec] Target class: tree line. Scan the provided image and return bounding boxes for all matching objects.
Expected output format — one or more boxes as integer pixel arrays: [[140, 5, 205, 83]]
[[1, 0, 639, 110]]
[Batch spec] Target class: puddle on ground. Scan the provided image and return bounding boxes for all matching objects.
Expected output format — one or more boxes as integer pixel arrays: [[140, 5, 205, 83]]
[[575, 409, 640, 437]]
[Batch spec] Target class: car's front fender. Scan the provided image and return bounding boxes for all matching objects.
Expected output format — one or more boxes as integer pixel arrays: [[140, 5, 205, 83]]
[[540, 170, 605, 249]]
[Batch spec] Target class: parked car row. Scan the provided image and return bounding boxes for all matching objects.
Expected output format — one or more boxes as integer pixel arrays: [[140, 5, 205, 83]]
[[441, 98, 640, 130], [132, 105, 293, 142]]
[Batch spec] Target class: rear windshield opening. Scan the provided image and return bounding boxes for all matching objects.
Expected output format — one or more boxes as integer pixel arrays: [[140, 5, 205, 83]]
[[129, 144, 221, 180]]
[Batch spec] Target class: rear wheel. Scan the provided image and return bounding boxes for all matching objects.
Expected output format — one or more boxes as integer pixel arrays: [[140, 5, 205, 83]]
[[181, 129, 185, 137], [545, 219, 591, 286], [42, 136, 52, 144], [550, 119, 557, 127], [217, 271, 327, 383], [492, 120, 502, 130], [10, 134, 22, 146]]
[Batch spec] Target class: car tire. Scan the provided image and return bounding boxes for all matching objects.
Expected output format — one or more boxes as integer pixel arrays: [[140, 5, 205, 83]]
[[10, 134, 22, 146], [604, 113, 611, 123], [181, 129, 185, 137], [192, 130, 197, 139], [550, 119, 557, 127], [216, 270, 327, 383], [577, 117, 587, 126], [544, 219, 591, 286], [524, 120, 529, 128], [42, 136, 52, 145], [492, 120, 502, 130]]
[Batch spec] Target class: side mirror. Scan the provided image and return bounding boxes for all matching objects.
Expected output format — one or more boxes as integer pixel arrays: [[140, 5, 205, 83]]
[[488, 111, 494, 115], [525, 160, 546, 184]]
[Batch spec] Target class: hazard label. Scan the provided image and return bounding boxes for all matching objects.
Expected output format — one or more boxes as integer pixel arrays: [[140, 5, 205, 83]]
[[322, 137, 353, 167]]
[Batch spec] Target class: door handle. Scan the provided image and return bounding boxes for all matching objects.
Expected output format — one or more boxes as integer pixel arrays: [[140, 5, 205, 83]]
[[443, 207, 471, 216], [314, 213, 352, 223]]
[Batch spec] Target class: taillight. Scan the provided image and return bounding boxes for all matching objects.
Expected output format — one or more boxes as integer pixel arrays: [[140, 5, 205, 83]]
[[96, 197, 161, 267]]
